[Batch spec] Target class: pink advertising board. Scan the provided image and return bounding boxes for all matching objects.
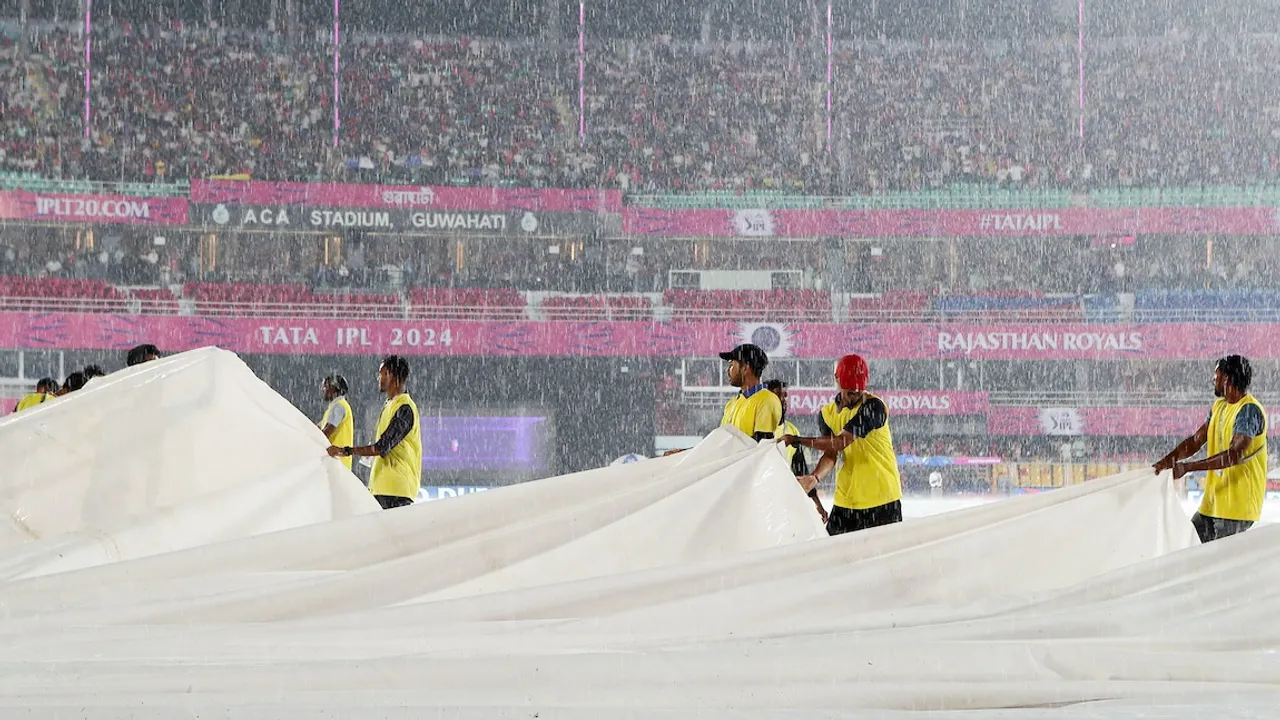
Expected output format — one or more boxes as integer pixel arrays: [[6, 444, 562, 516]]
[[3, 315, 1279, 361], [191, 180, 622, 214], [784, 389, 989, 416], [623, 206, 1280, 238], [988, 406, 1280, 437], [0, 190, 189, 226]]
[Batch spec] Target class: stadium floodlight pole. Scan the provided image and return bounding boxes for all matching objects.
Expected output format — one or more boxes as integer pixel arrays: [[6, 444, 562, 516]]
[[1077, 0, 1084, 138], [333, 0, 341, 148], [578, 1, 585, 145], [826, 1, 832, 147], [83, 0, 91, 138]]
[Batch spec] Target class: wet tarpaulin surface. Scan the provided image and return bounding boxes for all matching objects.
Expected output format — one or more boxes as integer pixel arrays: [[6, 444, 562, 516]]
[[2, 348, 1277, 718]]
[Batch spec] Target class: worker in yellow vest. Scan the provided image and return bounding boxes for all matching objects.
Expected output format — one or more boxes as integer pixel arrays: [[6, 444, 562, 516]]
[[663, 343, 782, 456], [766, 379, 827, 524], [319, 375, 355, 471], [327, 356, 422, 509], [15, 378, 58, 412], [780, 354, 903, 536], [1155, 355, 1267, 543]]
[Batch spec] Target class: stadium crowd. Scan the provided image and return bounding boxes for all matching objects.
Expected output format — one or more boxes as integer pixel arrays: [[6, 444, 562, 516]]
[[3, 24, 1280, 191]]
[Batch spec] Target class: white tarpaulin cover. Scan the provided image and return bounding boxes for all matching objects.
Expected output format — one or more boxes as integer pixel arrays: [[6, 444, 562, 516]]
[[0, 347, 1277, 719], [0, 347, 380, 579]]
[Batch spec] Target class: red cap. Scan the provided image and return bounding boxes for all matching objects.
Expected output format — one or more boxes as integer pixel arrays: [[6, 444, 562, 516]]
[[835, 354, 869, 392]]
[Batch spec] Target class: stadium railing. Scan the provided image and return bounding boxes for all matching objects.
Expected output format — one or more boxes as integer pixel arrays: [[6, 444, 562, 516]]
[[678, 388, 1246, 412], [628, 184, 1280, 210], [2, 171, 1277, 210], [8, 294, 1280, 324], [985, 391, 1215, 408], [0, 173, 190, 198]]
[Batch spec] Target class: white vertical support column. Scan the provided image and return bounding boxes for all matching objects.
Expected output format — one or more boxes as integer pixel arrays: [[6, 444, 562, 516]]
[[1078, 0, 1085, 137], [826, 1, 833, 149], [83, 0, 92, 138], [578, 2, 586, 146]]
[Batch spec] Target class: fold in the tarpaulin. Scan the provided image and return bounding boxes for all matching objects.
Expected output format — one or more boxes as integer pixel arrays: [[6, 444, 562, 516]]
[[4, 347, 1274, 717], [0, 346, 379, 578]]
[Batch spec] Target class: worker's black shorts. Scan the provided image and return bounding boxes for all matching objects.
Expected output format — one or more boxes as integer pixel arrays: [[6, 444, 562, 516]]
[[1190, 512, 1252, 544], [375, 495, 414, 510], [826, 500, 903, 536]]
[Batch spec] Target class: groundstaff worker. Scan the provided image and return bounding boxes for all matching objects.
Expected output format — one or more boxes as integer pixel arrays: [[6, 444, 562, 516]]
[[15, 378, 58, 412], [1154, 355, 1267, 543], [319, 375, 355, 471], [327, 356, 421, 509], [781, 354, 903, 536], [664, 343, 782, 456]]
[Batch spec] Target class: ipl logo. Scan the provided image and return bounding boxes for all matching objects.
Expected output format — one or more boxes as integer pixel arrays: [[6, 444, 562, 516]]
[[732, 209, 775, 237], [1038, 408, 1084, 436]]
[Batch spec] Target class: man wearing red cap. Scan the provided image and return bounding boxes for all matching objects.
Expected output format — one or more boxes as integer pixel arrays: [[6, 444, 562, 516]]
[[780, 354, 903, 535]]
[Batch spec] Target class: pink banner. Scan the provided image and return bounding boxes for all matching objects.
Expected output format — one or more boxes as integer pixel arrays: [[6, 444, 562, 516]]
[[0, 190, 189, 226], [4, 315, 1280, 361], [623, 206, 1280, 238], [988, 406, 1280, 437], [785, 389, 989, 416], [191, 180, 622, 213]]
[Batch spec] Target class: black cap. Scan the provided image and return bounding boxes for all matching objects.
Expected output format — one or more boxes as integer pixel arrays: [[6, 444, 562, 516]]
[[718, 343, 769, 374]]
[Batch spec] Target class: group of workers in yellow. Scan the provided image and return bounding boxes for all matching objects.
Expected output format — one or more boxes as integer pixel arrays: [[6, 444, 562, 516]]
[[321, 355, 423, 510], [13, 365, 110, 412], [11, 344, 161, 414], [8, 336, 1262, 544], [708, 343, 905, 536], [712, 344, 1267, 543]]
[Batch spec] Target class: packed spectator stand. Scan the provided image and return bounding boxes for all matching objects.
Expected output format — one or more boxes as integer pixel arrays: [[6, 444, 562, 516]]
[[6, 7, 1280, 489], [3, 17, 1279, 322], [4, 18, 1280, 364], [4, 22, 1280, 191]]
